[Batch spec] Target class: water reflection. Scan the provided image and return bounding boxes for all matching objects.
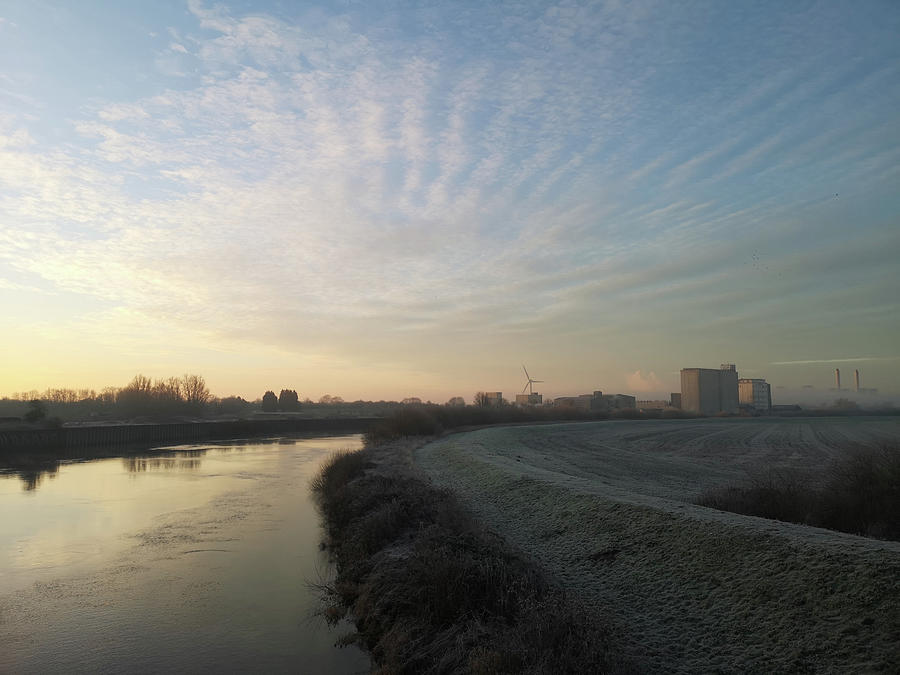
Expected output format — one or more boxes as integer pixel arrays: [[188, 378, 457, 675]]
[[124, 448, 208, 473], [17, 465, 60, 491], [1, 434, 339, 492], [124, 457, 202, 473], [178, 449, 206, 458], [0, 455, 63, 491]]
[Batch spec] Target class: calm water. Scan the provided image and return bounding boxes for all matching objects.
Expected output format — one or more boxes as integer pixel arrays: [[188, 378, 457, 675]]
[[0, 435, 369, 674]]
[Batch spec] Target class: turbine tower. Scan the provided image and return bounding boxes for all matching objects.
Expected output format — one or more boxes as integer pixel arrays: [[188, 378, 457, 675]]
[[522, 365, 544, 395]]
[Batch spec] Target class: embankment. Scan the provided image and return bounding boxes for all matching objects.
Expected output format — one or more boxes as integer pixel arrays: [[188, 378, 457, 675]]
[[416, 426, 900, 673], [311, 438, 626, 674], [0, 417, 378, 455]]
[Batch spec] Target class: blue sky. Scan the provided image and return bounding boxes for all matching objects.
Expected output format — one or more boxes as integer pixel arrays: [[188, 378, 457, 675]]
[[1, 0, 899, 402]]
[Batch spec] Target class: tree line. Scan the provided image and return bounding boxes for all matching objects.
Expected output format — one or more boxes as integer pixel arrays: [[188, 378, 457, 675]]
[[2, 374, 235, 422], [261, 389, 300, 412]]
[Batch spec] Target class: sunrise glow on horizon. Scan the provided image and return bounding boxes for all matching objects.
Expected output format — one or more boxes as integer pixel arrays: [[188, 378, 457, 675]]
[[1, 1, 899, 403]]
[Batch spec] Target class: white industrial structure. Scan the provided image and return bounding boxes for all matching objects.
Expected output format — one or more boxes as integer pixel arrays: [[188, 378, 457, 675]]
[[738, 378, 772, 410]]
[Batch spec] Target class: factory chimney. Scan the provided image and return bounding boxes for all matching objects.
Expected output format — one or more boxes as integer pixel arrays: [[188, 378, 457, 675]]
[[855, 369, 860, 393], [835, 368, 841, 390]]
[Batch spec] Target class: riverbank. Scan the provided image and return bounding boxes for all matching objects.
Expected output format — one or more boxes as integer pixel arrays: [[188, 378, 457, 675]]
[[0, 417, 378, 455], [311, 438, 626, 674]]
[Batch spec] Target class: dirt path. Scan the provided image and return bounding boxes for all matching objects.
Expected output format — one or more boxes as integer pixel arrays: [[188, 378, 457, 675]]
[[416, 418, 900, 673]]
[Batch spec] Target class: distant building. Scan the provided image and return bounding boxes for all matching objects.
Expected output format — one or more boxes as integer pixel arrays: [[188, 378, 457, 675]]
[[515, 393, 543, 406], [680, 365, 739, 414], [553, 391, 634, 411], [639, 393, 683, 411], [600, 393, 636, 410], [636, 400, 671, 411], [484, 392, 503, 407], [738, 378, 772, 410]]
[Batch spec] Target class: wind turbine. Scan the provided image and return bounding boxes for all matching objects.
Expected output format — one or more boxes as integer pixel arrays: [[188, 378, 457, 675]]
[[522, 365, 543, 395]]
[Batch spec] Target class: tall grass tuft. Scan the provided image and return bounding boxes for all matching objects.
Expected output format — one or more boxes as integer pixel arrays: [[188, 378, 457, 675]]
[[697, 445, 900, 540], [310, 444, 623, 673]]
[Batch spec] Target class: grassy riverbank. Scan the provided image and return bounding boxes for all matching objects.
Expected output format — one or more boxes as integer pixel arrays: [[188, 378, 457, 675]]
[[311, 439, 625, 674]]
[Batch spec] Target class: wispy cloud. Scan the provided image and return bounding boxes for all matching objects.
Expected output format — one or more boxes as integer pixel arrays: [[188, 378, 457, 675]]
[[1, 1, 898, 397], [771, 357, 900, 366]]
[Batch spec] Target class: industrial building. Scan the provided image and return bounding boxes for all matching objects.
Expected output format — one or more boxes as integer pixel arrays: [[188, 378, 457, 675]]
[[738, 378, 772, 410], [637, 393, 682, 411], [483, 392, 503, 407], [552, 391, 635, 411], [637, 391, 681, 410], [515, 393, 543, 406], [680, 364, 739, 414], [636, 399, 671, 411], [598, 393, 636, 410]]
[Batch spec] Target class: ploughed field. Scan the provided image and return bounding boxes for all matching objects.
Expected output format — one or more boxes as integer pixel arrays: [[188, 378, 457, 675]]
[[416, 418, 900, 673]]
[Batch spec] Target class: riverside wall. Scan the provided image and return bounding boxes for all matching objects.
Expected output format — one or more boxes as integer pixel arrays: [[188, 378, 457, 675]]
[[0, 418, 378, 455]]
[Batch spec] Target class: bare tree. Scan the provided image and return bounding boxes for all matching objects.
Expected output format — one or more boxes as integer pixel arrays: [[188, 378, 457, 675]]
[[181, 374, 210, 407]]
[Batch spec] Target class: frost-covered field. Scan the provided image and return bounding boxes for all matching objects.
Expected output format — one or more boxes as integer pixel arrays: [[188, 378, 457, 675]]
[[416, 418, 900, 673]]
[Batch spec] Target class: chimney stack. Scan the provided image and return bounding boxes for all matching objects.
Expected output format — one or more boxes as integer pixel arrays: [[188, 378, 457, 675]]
[[855, 369, 860, 392], [835, 368, 841, 390]]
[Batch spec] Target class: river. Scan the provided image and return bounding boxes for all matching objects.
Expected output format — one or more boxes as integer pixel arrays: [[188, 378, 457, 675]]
[[0, 434, 369, 673]]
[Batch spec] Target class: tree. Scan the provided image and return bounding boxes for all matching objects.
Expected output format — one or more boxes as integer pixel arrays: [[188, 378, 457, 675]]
[[278, 389, 300, 411], [152, 377, 183, 414], [24, 399, 46, 423], [117, 375, 155, 417], [474, 392, 489, 407], [446, 396, 465, 406], [401, 397, 423, 405], [181, 374, 210, 408], [261, 391, 278, 412], [214, 396, 251, 416]]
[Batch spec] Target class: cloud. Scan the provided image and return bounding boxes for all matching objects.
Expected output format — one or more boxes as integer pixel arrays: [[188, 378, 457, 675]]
[[1, 0, 898, 396], [771, 357, 900, 366], [626, 370, 664, 392]]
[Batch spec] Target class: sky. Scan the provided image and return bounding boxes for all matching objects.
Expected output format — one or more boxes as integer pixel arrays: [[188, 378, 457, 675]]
[[1, 0, 899, 404]]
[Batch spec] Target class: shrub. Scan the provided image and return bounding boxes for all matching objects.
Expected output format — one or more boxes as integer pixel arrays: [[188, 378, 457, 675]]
[[818, 446, 900, 539], [364, 407, 443, 445], [697, 445, 900, 540], [311, 445, 620, 673], [23, 399, 47, 423]]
